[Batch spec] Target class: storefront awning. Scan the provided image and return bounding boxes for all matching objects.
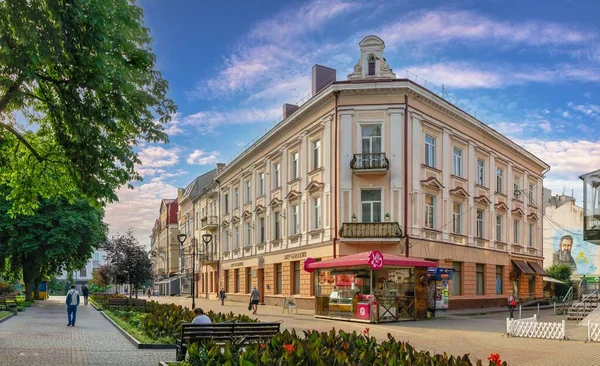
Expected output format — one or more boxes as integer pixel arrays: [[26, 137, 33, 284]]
[[512, 260, 535, 274], [528, 262, 547, 275], [305, 251, 436, 270], [543, 276, 566, 285]]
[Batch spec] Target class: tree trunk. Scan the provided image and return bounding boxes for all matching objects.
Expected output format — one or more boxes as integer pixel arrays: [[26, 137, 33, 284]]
[[22, 265, 35, 302], [33, 279, 40, 300]]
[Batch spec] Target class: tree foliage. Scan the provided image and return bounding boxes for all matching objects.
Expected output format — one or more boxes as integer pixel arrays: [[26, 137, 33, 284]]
[[0, 0, 176, 214], [0, 192, 107, 300], [545, 264, 573, 282], [104, 230, 152, 298]]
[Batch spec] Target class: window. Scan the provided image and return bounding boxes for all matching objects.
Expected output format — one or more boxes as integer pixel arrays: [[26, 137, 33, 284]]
[[425, 195, 435, 229], [273, 163, 280, 188], [361, 125, 382, 154], [361, 190, 382, 223], [477, 159, 484, 185], [368, 55, 375, 75], [496, 168, 504, 193], [496, 266, 503, 295], [274, 213, 281, 240], [513, 219, 520, 244], [246, 268, 252, 294], [312, 139, 321, 170], [80, 266, 87, 277], [476, 210, 484, 238], [245, 180, 251, 203], [528, 224, 534, 247], [290, 152, 299, 180], [452, 203, 462, 234], [234, 269, 240, 293], [223, 231, 229, 251], [224, 270, 230, 292], [258, 217, 265, 243], [258, 173, 264, 196], [275, 264, 283, 294], [529, 184, 535, 205], [246, 223, 252, 247], [312, 197, 322, 230], [234, 187, 239, 208], [234, 226, 240, 248], [476, 264, 484, 295], [293, 261, 301, 294], [425, 135, 436, 167], [290, 204, 300, 235], [452, 262, 462, 296], [496, 215, 504, 242], [514, 177, 521, 199], [452, 147, 463, 177]]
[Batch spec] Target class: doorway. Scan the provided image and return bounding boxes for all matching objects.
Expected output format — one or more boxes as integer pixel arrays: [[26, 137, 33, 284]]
[[257, 268, 265, 304]]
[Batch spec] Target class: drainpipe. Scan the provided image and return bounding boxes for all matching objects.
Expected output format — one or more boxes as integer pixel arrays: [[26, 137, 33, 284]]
[[333, 92, 339, 258], [404, 94, 410, 257]]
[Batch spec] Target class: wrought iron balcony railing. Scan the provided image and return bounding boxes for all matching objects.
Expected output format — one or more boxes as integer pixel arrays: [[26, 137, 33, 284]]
[[350, 153, 389, 171], [339, 222, 402, 239]]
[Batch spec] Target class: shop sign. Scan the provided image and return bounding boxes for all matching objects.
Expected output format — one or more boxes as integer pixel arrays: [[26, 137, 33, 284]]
[[230, 262, 244, 268], [427, 267, 454, 280], [304, 258, 316, 273], [368, 250, 384, 270], [335, 274, 355, 286], [284, 251, 307, 260]]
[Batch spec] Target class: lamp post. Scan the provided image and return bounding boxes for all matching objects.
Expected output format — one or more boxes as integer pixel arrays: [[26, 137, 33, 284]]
[[176, 233, 195, 309], [202, 234, 213, 299]]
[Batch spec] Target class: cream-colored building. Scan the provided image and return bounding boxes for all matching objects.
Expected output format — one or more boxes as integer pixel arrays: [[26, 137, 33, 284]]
[[199, 35, 550, 309], [151, 198, 180, 295]]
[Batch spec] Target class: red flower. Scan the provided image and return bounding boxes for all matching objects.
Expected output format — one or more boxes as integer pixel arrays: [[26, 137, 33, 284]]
[[283, 344, 295, 355], [488, 353, 502, 366], [260, 344, 266, 350], [363, 327, 370, 336], [342, 343, 348, 350]]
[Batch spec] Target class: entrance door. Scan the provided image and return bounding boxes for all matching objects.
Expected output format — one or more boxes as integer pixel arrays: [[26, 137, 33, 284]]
[[257, 268, 265, 304]]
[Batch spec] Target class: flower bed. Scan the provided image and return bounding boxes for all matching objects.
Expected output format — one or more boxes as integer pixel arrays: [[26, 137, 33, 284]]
[[179, 328, 507, 366]]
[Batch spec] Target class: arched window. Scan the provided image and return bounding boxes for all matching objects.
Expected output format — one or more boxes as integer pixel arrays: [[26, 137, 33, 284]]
[[368, 55, 376, 76]]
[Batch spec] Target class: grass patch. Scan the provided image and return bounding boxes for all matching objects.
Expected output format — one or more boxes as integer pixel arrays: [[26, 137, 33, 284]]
[[103, 309, 173, 344], [89, 298, 103, 310], [0, 311, 12, 320]]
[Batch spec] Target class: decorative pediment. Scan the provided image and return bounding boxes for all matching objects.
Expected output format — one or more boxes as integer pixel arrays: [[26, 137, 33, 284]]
[[254, 204, 266, 214], [221, 220, 229, 228], [231, 215, 240, 224], [449, 187, 469, 197], [285, 190, 301, 201], [511, 207, 525, 216], [494, 201, 509, 211], [420, 176, 444, 189], [242, 210, 252, 220], [269, 198, 282, 207], [305, 181, 324, 192], [474, 195, 492, 205], [527, 212, 539, 221]]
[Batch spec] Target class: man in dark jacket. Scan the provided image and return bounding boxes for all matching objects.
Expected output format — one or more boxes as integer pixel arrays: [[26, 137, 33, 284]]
[[82, 285, 90, 306]]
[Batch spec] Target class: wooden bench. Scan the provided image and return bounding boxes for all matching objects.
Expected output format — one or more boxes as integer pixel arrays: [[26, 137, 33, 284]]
[[176, 322, 281, 361], [0, 296, 18, 314], [107, 298, 147, 307]]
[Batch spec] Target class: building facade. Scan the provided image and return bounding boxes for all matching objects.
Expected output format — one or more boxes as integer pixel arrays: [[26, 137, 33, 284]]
[[151, 198, 180, 295], [56, 249, 107, 292]]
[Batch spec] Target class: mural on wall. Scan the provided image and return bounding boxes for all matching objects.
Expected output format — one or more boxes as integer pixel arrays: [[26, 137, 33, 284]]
[[551, 230, 600, 275]]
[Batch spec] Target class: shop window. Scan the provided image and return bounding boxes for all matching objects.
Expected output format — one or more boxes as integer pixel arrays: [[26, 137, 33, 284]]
[[275, 264, 283, 294], [476, 264, 484, 295], [452, 262, 462, 296], [496, 266, 503, 295], [528, 275, 535, 298], [293, 261, 301, 295], [234, 269, 240, 293], [246, 268, 252, 294]]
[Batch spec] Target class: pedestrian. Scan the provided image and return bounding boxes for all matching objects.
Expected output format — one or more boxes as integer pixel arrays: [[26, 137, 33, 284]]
[[82, 285, 89, 306], [66, 285, 80, 326], [191, 308, 212, 324], [219, 288, 226, 306], [147, 288, 152, 298], [250, 286, 259, 315], [507, 291, 517, 320]]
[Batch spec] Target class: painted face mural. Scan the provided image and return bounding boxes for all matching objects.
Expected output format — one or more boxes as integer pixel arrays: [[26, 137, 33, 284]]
[[550, 230, 600, 275]]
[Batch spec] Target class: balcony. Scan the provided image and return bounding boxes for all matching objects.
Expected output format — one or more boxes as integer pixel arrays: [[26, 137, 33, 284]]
[[350, 153, 389, 175], [339, 222, 402, 241], [201, 216, 219, 230], [201, 251, 219, 263]]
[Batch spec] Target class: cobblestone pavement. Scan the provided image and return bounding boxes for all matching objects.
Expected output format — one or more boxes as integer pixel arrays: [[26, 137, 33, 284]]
[[0, 297, 174, 366], [154, 295, 600, 366]]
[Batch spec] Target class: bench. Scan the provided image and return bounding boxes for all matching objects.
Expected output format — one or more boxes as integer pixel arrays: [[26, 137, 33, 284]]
[[107, 298, 147, 307], [176, 322, 281, 361], [0, 296, 18, 314]]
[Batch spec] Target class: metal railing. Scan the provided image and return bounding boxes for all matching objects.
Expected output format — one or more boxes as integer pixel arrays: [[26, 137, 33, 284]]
[[339, 222, 402, 239], [560, 287, 574, 315], [350, 153, 389, 170]]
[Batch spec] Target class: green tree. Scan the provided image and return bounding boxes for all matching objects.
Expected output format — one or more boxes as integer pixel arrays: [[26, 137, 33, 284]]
[[104, 230, 152, 299], [87, 264, 111, 293], [0, 194, 107, 300], [0, 0, 176, 215], [545, 264, 573, 282]]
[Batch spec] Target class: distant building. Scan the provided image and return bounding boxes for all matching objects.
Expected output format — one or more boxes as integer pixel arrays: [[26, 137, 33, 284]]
[[55, 249, 107, 292], [150, 198, 179, 295]]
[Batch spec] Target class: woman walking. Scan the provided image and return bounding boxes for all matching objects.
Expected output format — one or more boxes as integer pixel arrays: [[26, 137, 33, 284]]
[[507, 291, 517, 319], [219, 288, 226, 306]]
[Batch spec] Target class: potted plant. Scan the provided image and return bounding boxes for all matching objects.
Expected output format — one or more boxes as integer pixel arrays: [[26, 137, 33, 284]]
[[385, 213, 391, 221]]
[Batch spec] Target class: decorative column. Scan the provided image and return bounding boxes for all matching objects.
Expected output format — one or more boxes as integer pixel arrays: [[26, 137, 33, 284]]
[[339, 110, 353, 223], [411, 113, 423, 236], [389, 109, 404, 223]]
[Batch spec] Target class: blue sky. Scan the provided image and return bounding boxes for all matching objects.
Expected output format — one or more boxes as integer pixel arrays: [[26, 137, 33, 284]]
[[104, 0, 600, 246]]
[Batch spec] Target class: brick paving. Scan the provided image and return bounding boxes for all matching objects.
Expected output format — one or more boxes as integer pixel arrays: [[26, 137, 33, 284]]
[[0, 297, 174, 366]]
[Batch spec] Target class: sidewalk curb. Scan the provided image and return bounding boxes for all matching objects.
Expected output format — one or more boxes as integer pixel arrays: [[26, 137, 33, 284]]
[[0, 313, 16, 325], [99, 311, 176, 350], [445, 305, 555, 317]]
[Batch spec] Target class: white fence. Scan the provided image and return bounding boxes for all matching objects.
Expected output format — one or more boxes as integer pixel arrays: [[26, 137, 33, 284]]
[[506, 315, 566, 340], [588, 321, 600, 342]]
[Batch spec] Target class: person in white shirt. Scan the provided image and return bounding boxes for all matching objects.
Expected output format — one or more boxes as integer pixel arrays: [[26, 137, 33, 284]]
[[65, 285, 80, 326], [191, 308, 211, 324]]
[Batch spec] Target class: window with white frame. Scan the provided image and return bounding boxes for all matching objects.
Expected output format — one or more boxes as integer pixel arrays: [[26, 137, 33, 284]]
[[514, 176, 521, 199], [246, 222, 252, 247], [234, 226, 240, 248], [273, 163, 280, 188], [453, 202, 462, 234], [245, 180, 251, 203], [361, 190, 382, 223], [223, 231, 229, 251], [258, 217, 265, 243], [425, 135, 436, 167], [496, 215, 504, 242], [273, 213, 281, 240], [312, 139, 321, 170], [496, 168, 504, 193], [258, 173, 264, 196], [234, 187, 239, 208], [528, 224, 534, 247], [224, 193, 229, 214], [290, 204, 300, 235], [529, 183, 535, 205], [477, 159, 485, 185], [513, 219, 520, 244], [290, 152, 299, 180], [312, 197, 322, 230], [476, 210, 484, 238], [452, 147, 463, 177], [361, 125, 382, 154], [425, 195, 435, 229]]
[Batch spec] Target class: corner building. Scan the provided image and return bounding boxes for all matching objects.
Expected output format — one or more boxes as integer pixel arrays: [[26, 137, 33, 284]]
[[214, 35, 549, 310]]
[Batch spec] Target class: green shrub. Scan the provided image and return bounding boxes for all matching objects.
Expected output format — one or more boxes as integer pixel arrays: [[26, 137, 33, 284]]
[[0, 280, 15, 295], [17, 306, 24, 312]]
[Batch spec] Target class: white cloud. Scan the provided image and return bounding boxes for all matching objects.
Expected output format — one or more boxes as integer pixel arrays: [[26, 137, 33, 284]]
[[137, 146, 181, 168], [163, 113, 184, 136], [562, 111, 571, 118], [406, 62, 505, 88], [182, 107, 280, 135], [187, 150, 221, 165], [489, 121, 528, 135], [515, 139, 600, 175]]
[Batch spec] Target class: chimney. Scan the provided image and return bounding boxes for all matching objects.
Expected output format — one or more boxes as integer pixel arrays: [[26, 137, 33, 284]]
[[312, 64, 336, 96], [283, 103, 299, 119], [216, 163, 225, 172]]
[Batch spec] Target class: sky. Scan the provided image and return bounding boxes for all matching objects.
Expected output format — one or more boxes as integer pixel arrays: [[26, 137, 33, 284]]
[[104, 0, 600, 247]]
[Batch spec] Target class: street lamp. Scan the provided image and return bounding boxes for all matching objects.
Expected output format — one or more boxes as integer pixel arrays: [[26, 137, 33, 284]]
[[176, 234, 195, 309], [202, 234, 213, 299]]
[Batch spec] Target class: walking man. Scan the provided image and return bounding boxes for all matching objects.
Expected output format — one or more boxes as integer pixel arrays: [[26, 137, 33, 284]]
[[250, 286, 260, 315], [507, 291, 517, 320], [82, 285, 90, 306], [219, 288, 226, 306], [66, 285, 80, 326]]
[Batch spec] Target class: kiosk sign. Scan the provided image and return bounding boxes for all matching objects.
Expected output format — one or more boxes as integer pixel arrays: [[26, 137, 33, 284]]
[[368, 250, 384, 269]]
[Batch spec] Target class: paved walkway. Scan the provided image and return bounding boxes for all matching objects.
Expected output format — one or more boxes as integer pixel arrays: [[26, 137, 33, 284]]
[[0, 297, 174, 366]]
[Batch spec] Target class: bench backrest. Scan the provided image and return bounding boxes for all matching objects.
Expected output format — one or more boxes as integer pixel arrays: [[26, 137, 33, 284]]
[[108, 298, 147, 306], [180, 322, 280, 344]]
